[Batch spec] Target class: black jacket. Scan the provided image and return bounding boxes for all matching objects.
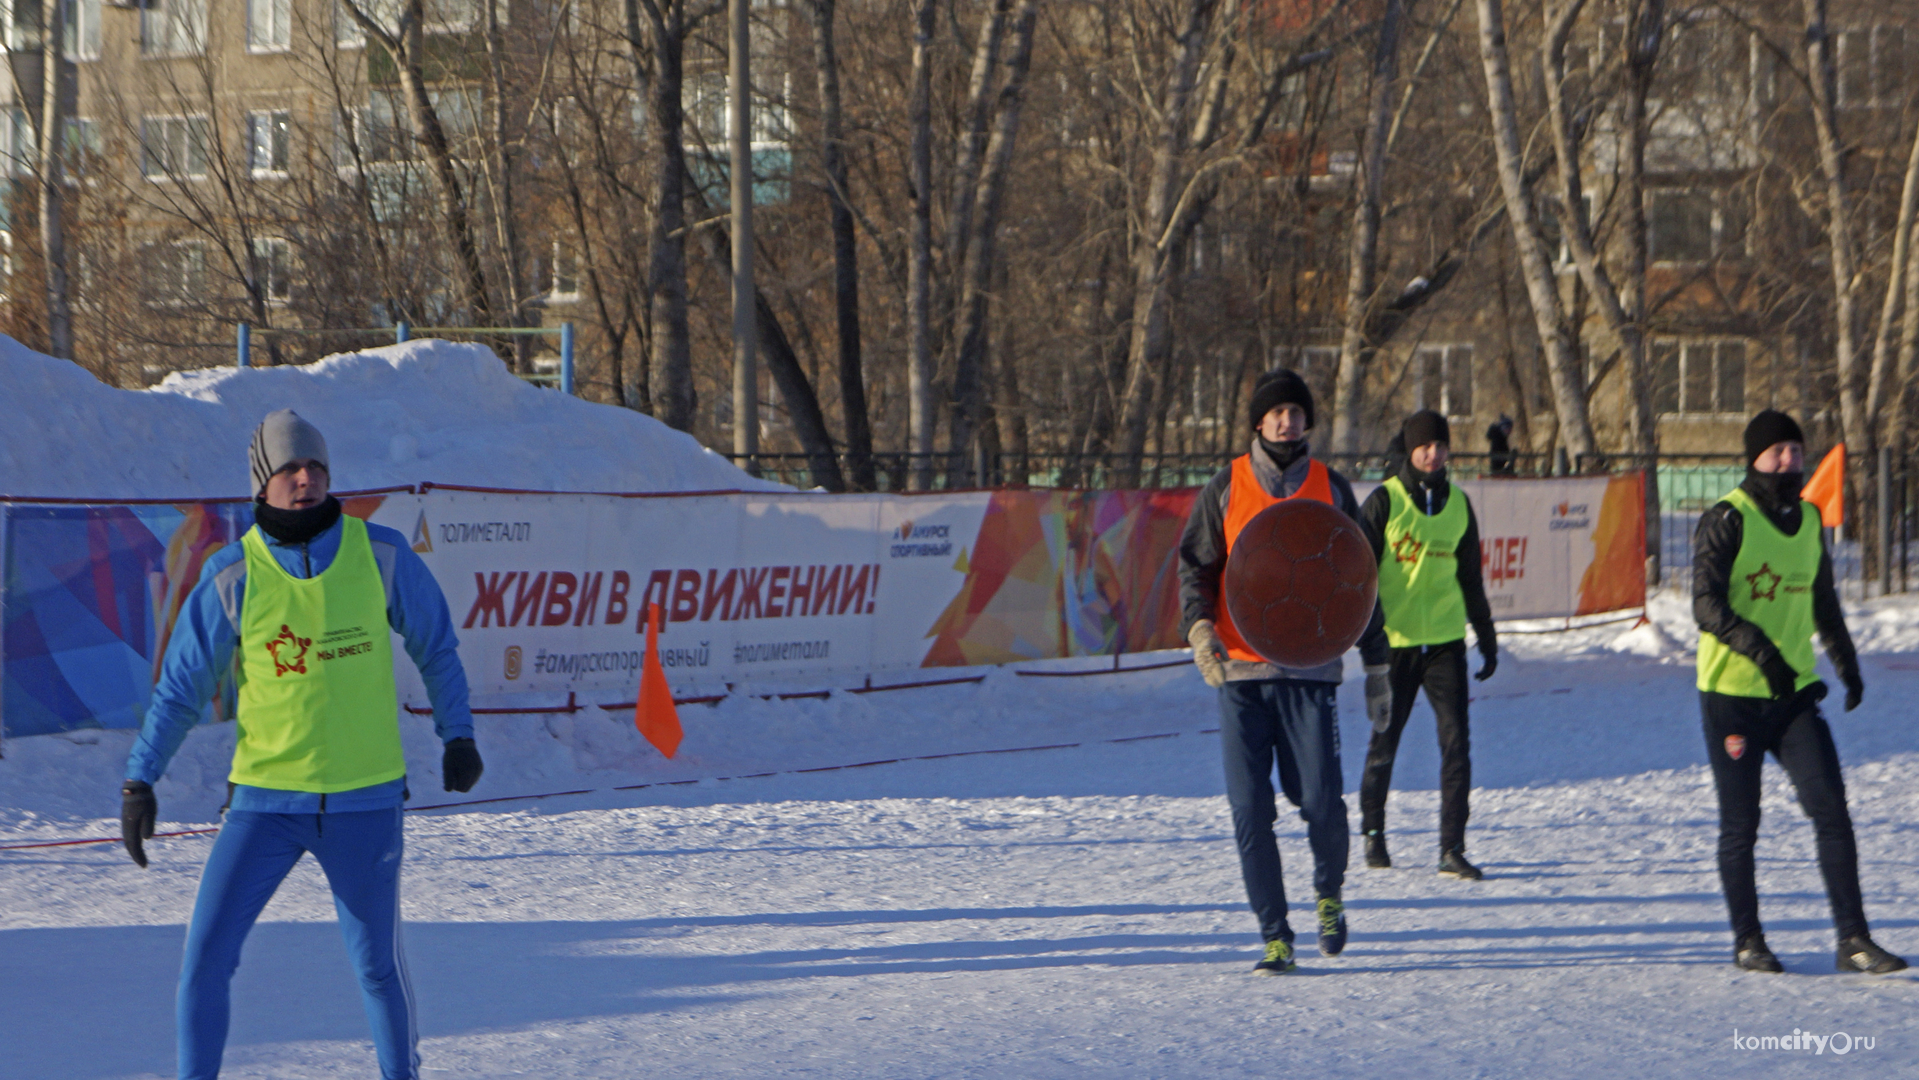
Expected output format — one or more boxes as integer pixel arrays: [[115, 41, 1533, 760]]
[[1358, 465, 1497, 653], [1177, 440, 1391, 673], [1692, 473, 1859, 686]]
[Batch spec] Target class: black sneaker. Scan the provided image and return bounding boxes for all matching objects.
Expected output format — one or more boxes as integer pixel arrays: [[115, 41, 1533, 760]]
[[1836, 934, 1908, 974], [1253, 938, 1297, 975], [1437, 848, 1483, 880], [1364, 831, 1391, 869], [1735, 933, 1784, 973], [1317, 897, 1347, 956]]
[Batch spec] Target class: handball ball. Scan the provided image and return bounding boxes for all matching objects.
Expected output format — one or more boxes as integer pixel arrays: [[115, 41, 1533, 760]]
[[1223, 498, 1378, 669]]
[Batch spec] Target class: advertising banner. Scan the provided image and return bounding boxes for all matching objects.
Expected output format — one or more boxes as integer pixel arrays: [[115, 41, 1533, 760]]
[[2, 473, 1644, 738]]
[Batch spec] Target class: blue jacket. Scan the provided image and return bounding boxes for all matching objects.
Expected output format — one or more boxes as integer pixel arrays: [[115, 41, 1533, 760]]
[[126, 513, 474, 812]]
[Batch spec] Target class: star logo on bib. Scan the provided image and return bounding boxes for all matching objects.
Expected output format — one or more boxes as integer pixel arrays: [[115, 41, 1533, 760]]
[[265, 624, 312, 677], [1745, 562, 1781, 602], [1392, 534, 1425, 565]]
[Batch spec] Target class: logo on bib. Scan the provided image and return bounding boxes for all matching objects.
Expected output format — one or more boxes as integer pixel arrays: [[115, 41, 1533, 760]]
[[265, 624, 312, 676], [1391, 534, 1426, 564], [1725, 734, 1747, 761], [1745, 562, 1782, 602]]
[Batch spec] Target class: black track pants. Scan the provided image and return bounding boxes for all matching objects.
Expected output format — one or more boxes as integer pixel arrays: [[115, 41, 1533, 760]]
[[1359, 639, 1471, 853], [1701, 689, 1868, 943]]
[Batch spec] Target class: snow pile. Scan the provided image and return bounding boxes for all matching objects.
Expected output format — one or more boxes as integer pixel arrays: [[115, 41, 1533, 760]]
[[0, 335, 782, 499]]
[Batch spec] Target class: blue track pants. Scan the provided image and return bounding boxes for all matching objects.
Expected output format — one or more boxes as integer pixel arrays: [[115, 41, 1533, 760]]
[[177, 807, 417, 1080]]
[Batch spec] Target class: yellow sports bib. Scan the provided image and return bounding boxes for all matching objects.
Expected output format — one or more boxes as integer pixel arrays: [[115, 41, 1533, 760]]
[[1377, 475, 1470, 648], [1696, 488, 1822, 698], [230, 515, 404, 792]]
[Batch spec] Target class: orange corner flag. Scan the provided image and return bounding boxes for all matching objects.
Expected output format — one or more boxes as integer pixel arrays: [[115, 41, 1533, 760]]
[[635, 602, 684, 759], [1802, 445, 1845, 527]]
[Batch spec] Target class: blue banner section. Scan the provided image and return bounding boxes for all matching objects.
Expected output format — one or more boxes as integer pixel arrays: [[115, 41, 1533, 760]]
[[3, 502, 252, 737]]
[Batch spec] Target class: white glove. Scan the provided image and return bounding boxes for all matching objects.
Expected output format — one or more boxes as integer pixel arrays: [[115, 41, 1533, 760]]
[[1364, 664, 1393, 733], [1188, 619, 1228, 689]]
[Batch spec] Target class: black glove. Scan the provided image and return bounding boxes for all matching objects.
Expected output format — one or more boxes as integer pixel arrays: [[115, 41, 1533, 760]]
[[1474, 642, 1498, 683], [1843, 670, 1864, 712], [121, 780, 156, 868], [442, 738, 484, 793], [1758, 654, 1799, 700]]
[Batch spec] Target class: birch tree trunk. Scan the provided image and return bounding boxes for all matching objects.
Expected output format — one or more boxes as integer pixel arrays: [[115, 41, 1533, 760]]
[[1331, 0, 1408, 454], [907, 0, 938, 488], [38, 0, 73, 360], [1473, 0, 1594, 457]]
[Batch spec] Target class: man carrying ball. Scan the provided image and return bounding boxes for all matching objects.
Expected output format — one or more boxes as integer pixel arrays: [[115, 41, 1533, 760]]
[[1178, 369, 1393, 974], [1693, 409, 1905, 975]]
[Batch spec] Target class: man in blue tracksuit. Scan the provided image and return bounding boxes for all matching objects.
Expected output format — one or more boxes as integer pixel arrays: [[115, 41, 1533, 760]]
[[120, 409, 482, 1080]]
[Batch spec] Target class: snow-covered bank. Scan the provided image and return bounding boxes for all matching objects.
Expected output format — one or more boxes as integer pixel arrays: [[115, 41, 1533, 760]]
[[0, 336, 779, 498]]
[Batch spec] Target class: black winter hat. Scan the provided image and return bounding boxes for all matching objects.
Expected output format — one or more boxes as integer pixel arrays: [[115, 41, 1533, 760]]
[[1249, 369, 1314, 431], [1402, 409, 1450, 450], [1742, 409, 1804, 465]]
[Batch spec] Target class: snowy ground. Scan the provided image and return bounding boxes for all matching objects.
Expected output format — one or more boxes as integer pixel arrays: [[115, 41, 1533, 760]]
[[5, 591, 1918, 1078]]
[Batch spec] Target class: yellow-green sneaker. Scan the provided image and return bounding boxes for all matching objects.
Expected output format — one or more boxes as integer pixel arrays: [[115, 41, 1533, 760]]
[[1317, 897, 1347, 956], [1253, 938, 1297, 975]]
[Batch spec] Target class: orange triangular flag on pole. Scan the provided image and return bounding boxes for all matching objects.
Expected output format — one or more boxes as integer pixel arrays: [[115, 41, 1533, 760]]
[[1802, 444, 1845, 527], [635, 602, 683, 758]]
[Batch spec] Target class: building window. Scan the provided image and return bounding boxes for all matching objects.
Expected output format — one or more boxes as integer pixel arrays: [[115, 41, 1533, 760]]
[[141, 116, 210, 179], [248, 111, 290, 176], [1653, 338, 1746, 416], [1413, 343, 1474, 418], [252, 237, 290, 303], [63, 0, 102, 60], [142, 0, 207, 56], [62, 117, 99, 174], [1838, 25, 1907, 109], [548, 243, 580, 301], [2, 107, 34, 176], [1272, 345, 1338, 415], [1648, 187, 1746, 264], [248, 0, 291, 51], [143, 241, 208, 306], [337, 0, 479, 46]]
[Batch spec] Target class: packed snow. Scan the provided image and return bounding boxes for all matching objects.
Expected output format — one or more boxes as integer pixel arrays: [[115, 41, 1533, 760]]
[[5, 590, 1918, 1077], [4, 339, 1917, 1077], [0, 336, 779, 499]]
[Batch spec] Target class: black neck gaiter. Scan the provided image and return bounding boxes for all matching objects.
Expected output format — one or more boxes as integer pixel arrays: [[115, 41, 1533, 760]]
[[1258, 436, 1310, 472], [254, 495, 342, 545], [1742, 467, 1805, 516]]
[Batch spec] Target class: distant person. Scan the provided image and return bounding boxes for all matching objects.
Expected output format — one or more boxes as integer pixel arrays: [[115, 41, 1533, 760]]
[[1357, 410, 1498, 880], [1487, 415, 1516, 475], [121, 409, 484, 1079], [1178, 369, 1393, 974], [1692, 409, 1905, 975]]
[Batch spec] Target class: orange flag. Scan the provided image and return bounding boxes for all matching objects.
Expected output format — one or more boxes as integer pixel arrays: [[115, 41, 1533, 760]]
[[1802, 445, 1845, 527], [635, 602, 684, 759]]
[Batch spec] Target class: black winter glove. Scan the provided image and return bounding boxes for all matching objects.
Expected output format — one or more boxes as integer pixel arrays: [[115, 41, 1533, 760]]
[[442, 738, 484, 793], [1758, 653, 1800, 700], [121, 780, 156, 868], [1474, 641, 1498, 683], [1843, 670, 1864, 712]]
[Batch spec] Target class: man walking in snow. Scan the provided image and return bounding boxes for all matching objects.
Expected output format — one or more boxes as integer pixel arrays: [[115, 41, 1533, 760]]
[[1357, 410, 1499, 879], [1693, 409, 1905, 975], [120, 409, 484, 1079], [1178, 369, 1393, 974]]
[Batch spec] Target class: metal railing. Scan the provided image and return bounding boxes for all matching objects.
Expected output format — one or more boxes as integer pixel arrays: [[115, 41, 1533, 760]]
[[725, 451, 1568, 491], [235, 321, 576, 393]]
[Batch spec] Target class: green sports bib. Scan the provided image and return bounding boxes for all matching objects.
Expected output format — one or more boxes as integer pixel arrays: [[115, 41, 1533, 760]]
[[230, 515, 405, 792], [1696, 488, 1822, 698], [1377, 475, 1471, 648]]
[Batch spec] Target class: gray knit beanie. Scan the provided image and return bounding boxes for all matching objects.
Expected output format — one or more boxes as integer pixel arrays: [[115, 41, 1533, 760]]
[[248, 409, 330, 496]]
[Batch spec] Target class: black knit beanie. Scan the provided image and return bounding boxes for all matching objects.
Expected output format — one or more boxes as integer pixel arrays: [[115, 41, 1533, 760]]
[[1248, 369, 1314, 431], [1742, 409, 1804, 465], [1402, 409, 1450, 451]]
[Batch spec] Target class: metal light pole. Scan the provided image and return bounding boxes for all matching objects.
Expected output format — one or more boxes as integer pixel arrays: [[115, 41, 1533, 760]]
[[729, 0, 759, 469]]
